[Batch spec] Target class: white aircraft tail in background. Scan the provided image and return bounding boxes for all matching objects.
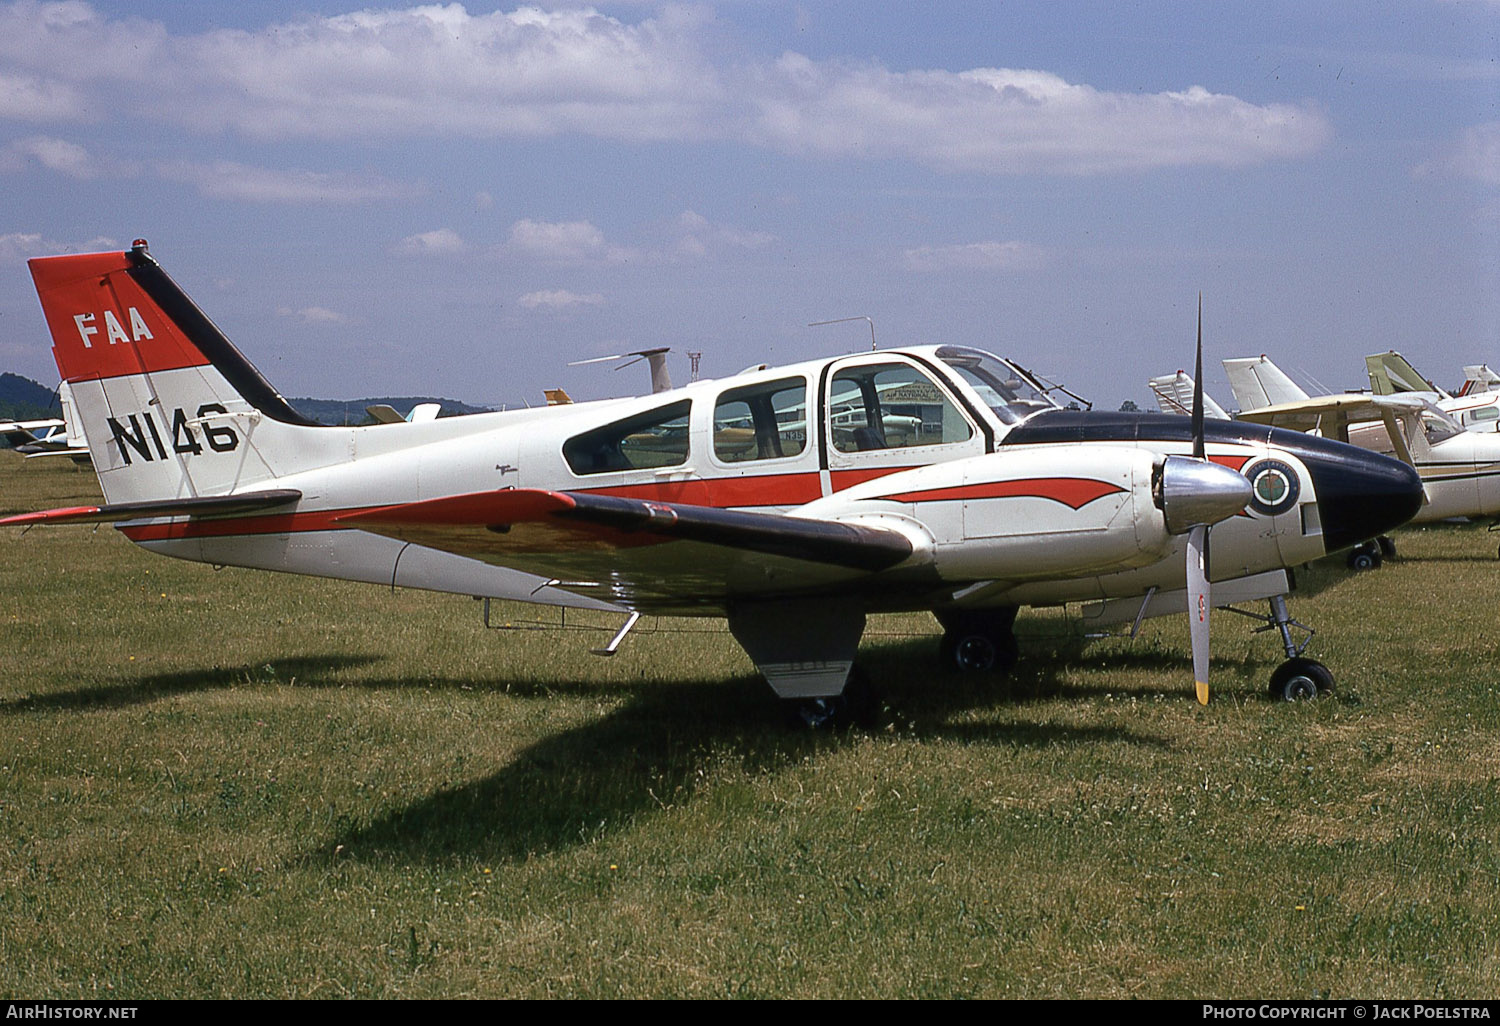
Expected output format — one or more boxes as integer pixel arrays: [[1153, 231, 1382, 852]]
[[1460, 364, 1500, 397], [1147, 369, 1228, 419], [1222, 355, 1311, 412]]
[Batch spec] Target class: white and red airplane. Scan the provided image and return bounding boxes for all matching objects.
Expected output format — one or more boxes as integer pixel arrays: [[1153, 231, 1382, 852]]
[[4, 242, 1423, 719]]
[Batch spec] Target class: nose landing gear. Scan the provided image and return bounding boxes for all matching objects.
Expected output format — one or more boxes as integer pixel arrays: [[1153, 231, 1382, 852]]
[[1228, 593, 1333, 700]]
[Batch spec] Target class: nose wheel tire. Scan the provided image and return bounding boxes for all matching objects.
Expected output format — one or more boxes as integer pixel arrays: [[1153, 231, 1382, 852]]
[[1268, 657, 1335, 701], [1346, 542, 1382, 572]]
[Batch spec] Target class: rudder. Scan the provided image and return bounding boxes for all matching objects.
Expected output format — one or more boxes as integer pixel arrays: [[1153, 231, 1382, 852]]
[[28, 240, 317, 504]]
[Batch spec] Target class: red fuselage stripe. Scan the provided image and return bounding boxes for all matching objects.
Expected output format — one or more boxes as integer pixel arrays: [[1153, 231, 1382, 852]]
[[877, 477, 1126, 510]]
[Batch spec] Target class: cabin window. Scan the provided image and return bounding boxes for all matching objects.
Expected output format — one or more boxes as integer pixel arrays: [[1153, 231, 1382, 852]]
[[713, 378, 808, 463], [563, 400, 691, 475], [829, 362, 973, 453]]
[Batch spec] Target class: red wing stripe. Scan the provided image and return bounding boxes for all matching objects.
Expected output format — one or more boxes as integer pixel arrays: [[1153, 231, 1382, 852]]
[[878, 477, 1127, 510]]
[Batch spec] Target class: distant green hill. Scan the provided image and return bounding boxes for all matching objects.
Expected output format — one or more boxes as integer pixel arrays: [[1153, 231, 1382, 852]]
[[0, 372, 61, 424], [285, 396, 495, 426], [1, 372, 493, 431]]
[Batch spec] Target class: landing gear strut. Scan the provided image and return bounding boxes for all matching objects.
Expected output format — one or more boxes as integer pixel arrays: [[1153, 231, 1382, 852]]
[[1263, 595, 1333, 700], [936, 606, 1020, 674], [1227, 594, 1334, 701]]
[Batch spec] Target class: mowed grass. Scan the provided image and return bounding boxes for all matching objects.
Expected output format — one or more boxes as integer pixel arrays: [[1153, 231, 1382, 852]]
[[2, 451, 1499, 999]]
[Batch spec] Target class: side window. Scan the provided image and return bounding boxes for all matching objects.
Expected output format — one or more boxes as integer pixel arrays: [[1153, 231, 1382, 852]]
[[713, 377, 808, 463], [829, 362, 973, 453], [563, 400, 691, 475]]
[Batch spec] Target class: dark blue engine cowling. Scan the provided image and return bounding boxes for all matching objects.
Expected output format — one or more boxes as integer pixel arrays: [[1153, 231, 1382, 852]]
[[1003, 411, 1425, 553]]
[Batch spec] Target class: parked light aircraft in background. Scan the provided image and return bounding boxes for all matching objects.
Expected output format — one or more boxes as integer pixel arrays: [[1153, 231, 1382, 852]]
[[0, 382, 89, 463], [1365, 351, 1500, 433], [1155, 355, 1500, 566], [4, 243, 1423, 716], [365, 402, 441, 425]]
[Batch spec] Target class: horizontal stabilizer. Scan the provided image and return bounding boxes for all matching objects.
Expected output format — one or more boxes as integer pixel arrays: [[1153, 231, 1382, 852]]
[[339, 488, 913, 572], [0, 488, 302, 526]]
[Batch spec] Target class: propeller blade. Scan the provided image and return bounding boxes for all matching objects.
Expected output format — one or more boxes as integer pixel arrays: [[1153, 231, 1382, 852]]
[[1192, 294, 1205, 460], [1187, 522, 1211, 705]]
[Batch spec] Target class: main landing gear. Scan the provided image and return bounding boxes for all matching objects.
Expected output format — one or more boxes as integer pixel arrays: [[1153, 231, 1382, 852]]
[[936, 606, 1020, 674], [1225, 594, 1334, 701], [785, 666, 876, 729]]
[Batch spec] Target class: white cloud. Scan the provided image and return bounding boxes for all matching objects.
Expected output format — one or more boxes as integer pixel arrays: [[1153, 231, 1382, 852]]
[[675, 210, 776, 258], [0, 134, 98, 178], [1416, 122, 1500, 185], [0, 3, 1330, 176], [507, 218, 638, 263], [393, 228, 467, 256], [0, 230, 115, 262], [156, 160, 420, 203], [518, 289, 605, 310], [903, 240, 1049, 272], [276, 305, 348, 324], [749, 57, 1330, 174], [0, 69, 85, 120]]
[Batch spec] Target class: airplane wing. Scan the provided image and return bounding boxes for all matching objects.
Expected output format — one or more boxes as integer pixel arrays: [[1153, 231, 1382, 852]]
[[1, 418, 66, 448], [1235, 394, 1425, 466], [0, 489, 302, 526], [337, 488, 918, 611]]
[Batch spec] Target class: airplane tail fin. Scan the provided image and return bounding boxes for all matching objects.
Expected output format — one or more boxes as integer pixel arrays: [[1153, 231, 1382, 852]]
[[1222, 355, 1309, 413], [1147, 370, 1229, 420], [28, 240, 323, 505], [1365, 351, 1449, 399], [1459, 364, 1500, 397]]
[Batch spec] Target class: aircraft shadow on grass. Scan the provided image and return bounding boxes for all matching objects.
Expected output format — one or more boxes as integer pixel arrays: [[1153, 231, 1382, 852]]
[[316, 633, 1194, 866], [0, 655, 383, 714]]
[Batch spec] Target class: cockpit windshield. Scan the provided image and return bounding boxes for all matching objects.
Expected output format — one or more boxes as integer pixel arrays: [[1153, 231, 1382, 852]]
[[1421, 410, 1461, 446], [935, 346, 1059, 425]]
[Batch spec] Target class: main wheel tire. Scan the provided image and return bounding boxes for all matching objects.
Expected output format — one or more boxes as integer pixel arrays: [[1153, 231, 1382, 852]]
[[943, 633, 998, 672], [937, 609, 1019, 674], [785, 666, 875, 729], [1268, 658, 1335, 701]]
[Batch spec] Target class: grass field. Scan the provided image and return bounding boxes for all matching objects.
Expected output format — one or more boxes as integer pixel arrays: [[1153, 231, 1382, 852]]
[[3, 451, 1498, 999]]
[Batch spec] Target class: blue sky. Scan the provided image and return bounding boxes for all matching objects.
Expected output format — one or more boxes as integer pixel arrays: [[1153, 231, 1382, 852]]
[[1, 1, 1497, 409]]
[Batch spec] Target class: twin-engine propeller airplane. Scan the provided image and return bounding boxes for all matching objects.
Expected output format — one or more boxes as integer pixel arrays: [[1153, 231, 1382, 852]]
[[5, 242, 1423, 718]]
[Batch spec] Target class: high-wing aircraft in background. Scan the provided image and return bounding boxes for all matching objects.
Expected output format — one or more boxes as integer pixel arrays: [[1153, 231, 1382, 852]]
[[4, 243, 1423, 717], [1158, 355, 1500, 567], [0, 382, 90, 463], [1365, 351, 1500, 434]]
